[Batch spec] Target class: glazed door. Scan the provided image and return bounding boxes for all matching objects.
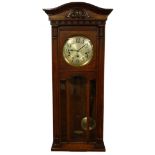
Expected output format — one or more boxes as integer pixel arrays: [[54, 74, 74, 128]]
[[60, 74, 97, 142]]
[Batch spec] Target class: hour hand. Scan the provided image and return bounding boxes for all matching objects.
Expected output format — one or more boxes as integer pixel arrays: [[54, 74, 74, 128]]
[[68, 49, 78, 52]]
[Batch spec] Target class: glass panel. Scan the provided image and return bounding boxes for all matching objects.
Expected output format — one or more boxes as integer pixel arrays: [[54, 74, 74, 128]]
[[69, 76, 87, 141], [60, 80, 67, 142], [60, 77, 96, 142], [89, 80, 96, 141]]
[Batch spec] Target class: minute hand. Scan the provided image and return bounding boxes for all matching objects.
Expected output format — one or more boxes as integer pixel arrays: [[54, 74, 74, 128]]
[[77, 44, 87, 52]]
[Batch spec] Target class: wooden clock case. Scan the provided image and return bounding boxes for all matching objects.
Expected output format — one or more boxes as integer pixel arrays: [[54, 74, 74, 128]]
[[44, 2, 112, 151]]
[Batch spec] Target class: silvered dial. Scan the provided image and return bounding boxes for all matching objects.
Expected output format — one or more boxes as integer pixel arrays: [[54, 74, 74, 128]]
[[63, 36, 93, 67]]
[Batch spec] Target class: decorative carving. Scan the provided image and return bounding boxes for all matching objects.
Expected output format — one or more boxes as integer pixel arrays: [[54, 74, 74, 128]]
[[66, 8, 90, 19], [51, 20, 105, 26]]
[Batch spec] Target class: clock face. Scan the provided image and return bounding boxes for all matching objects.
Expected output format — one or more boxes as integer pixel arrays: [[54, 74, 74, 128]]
[[63, 36, 93, 67]]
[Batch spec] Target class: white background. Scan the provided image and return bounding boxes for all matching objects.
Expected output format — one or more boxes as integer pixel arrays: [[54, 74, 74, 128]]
[[0, 0, 155, 155]]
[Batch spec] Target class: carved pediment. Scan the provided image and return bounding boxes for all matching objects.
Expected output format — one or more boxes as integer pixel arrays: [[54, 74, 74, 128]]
[[66, 8, 90, 19]]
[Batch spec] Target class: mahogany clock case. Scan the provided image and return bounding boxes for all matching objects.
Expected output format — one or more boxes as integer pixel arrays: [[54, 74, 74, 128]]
[[44, 2, 112, 151]]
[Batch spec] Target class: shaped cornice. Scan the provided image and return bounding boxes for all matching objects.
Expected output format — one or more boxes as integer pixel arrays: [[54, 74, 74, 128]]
[[43, 2, 113, 26]]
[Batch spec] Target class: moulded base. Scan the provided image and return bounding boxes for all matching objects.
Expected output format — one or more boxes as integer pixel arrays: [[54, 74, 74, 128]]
[[51, 141, 105, 151]]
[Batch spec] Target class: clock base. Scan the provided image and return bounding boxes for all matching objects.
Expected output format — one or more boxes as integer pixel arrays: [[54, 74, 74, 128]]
[[51, 142, 105, 151]]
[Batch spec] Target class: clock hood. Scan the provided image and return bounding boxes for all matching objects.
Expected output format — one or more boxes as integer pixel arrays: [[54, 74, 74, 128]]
[[43, 2, 113, 25]]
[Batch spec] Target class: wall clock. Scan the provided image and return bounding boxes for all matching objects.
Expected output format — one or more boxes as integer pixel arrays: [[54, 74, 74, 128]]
[[44, 2, 112, 151]]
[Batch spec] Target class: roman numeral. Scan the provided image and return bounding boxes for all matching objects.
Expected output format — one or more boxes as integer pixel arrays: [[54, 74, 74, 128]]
[[76, 38, 80, 43]]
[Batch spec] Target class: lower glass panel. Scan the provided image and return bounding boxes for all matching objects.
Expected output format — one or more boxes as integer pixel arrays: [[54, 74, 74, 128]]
[[69, 76, 87, 141], [60, 80, 67, 141], [60, 76, 96, 142], [89, 80, 96, 141]]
